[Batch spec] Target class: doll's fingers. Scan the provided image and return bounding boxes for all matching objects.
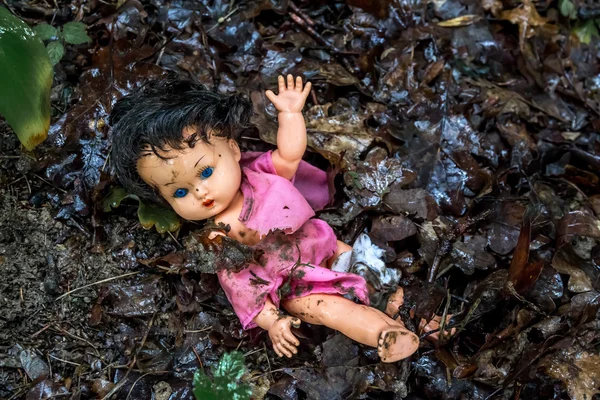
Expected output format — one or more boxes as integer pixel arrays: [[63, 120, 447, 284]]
[[283, 331, 300, 347], [301, 81, 312, 97], [295, 76, 303, 91], [287, 74, 294, 89], [277, 342, 293, 358], [273, 342, 283, 357], [278, 75, 285, 93], [280, 339, 298, 355], [265, 90, 277, 104]]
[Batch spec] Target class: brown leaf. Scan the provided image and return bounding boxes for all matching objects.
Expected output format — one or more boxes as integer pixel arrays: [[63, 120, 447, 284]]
[[507, 210, 544, 295], [437, 15, 482, 27], [421, 60, 445, 86], [370, 215, 417, 242], [498, 0, 550, 49], [557, 210, 600, 248], [383, 186, 439, 220], [552, 249, 593, 293], [540, 350, 600, 400]]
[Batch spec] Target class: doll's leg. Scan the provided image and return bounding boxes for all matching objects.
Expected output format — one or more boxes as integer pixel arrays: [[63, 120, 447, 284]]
[[384, 287, 455, 342], [325, 241, 352, 268], [385, 287, 405, 317], [282, 294, 419, 362]]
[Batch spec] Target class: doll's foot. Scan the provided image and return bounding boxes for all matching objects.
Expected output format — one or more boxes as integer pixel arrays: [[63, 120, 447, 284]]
[[384, 287, 405, 317], [377, 327, 419, 363]]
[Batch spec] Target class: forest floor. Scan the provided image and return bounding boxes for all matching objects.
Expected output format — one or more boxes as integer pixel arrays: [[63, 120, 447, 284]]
[[1, 0, 600, 399]]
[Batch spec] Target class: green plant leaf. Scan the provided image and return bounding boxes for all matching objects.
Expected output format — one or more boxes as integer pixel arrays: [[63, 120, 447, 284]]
[[137, 201, 182, 234], [193, 352, 252, 400], [0, 7, 53, 150], [46, 41, 64, 66], [61, 21, 91, 45], [573, 19, 599, 44], [102, 187, 181, 233], [559, 0, 577, 19], [33, 23, 58, 40], [214, 352, 247, 381]]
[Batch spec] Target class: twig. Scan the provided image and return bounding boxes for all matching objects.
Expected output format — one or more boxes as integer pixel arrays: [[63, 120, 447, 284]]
[[103, 313, 156, 400], [438, 290, 452, 345], [505, 282, 542, 315], [55, 271, 142, 300], [30, 324, 51, 338], [207, 6, 239, 32], [427, 209, 492, 282], [263, 342, 274, 382], [23, 174, 31, 194], [125, 371, 169, 400], [33, 174, 67, 193], [53, 326, 101, 358], [243, 348, 263, 357], [183, 326, 213, 333], [452, 298, 481, 337], [48, 354, 81, 367], [248, 367, 289, 382], [192, 346, 204, 370], [167, 231, 182, 248]]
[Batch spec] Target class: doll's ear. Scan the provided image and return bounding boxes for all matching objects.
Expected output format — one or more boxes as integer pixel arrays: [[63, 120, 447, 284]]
[[228, 138, 242, 162]]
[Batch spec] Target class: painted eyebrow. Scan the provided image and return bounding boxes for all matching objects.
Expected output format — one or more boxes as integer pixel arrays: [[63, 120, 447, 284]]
[[161, 155, 207, 187], [194, 155, 206, 168]]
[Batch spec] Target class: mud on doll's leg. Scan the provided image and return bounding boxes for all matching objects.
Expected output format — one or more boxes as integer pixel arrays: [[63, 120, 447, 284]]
[[384, 287, 455, 342], [282, 294, 419, 362]]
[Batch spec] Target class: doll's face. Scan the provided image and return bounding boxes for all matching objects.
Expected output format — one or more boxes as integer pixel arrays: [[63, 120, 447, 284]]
[[136, 128, 242, 221]]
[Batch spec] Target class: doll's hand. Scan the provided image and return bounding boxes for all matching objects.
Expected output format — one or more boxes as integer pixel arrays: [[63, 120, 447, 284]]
[[268, 315, 301, 358], [265, 75, 312, 114], [419, 314, 456, 343]]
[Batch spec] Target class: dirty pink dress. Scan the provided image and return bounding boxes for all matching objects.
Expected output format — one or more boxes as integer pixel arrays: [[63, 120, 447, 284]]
[[217, 151, 370, 329]]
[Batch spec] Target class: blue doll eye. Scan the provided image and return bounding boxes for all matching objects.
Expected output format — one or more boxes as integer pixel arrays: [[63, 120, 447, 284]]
[[173, 188, 188, 198], [200, 166, 213, 179]]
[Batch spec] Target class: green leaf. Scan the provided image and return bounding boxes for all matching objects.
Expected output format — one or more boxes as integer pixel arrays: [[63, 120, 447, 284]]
[[0, 7, 53, 150], [214, 352, 247, 381], [559, 0, 577, 19], [33, 23, 58, 40], [193, 352, 252, 400], [61, 21, 91, 45], [573, 19, 599, 44], [102, 187, 182, 233], [138, 201, 182, 234], [46, 41, 64, 66]]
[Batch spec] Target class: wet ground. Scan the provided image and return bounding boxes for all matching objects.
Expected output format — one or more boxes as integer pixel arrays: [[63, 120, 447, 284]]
[[2, 0, 600, 399]]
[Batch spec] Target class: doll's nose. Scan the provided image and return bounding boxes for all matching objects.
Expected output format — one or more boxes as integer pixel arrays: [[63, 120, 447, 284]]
[[193, 184, 209, 198]]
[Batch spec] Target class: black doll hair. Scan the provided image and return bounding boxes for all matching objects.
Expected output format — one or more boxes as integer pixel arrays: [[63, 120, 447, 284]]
[[108, 77, 254, 204]]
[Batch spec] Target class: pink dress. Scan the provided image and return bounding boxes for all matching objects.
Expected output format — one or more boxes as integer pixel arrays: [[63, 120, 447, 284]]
[[217, 151, 370, 329]]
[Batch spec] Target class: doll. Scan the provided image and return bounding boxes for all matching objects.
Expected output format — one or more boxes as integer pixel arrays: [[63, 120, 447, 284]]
[[109, 75, 430, 362]]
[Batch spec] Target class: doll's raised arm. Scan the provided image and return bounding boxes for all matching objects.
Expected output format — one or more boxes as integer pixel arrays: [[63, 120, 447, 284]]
[[253, 297, 302, 358], [266, 75, 312, 181]]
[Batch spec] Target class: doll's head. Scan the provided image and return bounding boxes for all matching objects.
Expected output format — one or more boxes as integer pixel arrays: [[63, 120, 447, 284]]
[[109, 78, 253, 221]]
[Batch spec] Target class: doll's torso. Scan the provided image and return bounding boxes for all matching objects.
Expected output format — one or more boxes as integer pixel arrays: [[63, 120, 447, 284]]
[[213, 189, 262, 246]]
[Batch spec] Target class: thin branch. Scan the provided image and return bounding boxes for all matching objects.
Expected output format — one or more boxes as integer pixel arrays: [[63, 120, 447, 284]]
[[55, 271, 142, 300]]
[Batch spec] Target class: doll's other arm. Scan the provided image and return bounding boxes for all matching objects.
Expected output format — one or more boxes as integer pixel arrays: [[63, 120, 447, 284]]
[[253, 297, 301, 358], [266, 75, 312, 180]]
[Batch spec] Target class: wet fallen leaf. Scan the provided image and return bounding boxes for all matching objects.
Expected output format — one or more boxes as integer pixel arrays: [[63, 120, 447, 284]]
[[540, 349, 600, 400], [557, 210, 600, 248], [498, 0, 553, 49], [103, 187, 182, 233], [552, 249, 593, 293], [437, 15, 481, 27]]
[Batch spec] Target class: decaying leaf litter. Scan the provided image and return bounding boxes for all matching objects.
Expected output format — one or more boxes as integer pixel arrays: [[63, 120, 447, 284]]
[[1, 0, 600, 398]]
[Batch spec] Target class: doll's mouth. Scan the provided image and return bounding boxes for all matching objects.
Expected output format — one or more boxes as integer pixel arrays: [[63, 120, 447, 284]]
[[202, 199, 215, 208]]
